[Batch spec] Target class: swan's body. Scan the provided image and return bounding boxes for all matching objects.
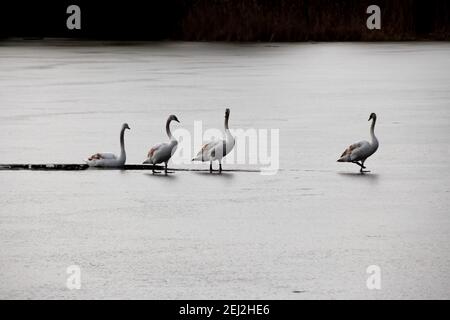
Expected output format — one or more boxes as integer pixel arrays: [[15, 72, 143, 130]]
[[143, 115, 180, 174], [337, 113, 379, 173], [192, 108, 235, 173], [86, 123, 130, 167]]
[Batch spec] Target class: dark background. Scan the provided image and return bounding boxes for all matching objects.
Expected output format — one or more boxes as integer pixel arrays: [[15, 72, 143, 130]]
[[0, 0, 449, 41]]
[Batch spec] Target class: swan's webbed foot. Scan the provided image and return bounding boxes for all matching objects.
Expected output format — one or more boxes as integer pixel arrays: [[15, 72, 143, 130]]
[[352, 161, 366, 169], [360, 168, 371, 174], [152, 169, 161, 174]]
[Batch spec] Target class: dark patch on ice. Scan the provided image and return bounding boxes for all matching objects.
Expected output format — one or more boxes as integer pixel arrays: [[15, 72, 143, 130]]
[[144, 173, 177, 179], [338, 172, 379, 180], [193, 171, 234, 179], [292, 290, 306, 294]]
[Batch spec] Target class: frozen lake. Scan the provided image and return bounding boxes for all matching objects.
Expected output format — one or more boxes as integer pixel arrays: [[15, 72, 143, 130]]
[[1, 41, 450, 299]]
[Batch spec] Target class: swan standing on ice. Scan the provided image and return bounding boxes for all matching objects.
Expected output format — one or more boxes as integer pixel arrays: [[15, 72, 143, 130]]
[[192, 108, 235, 173], [143, 115, 180, 175], [337, 113, 379, 173], [86, 123, 130, 167]]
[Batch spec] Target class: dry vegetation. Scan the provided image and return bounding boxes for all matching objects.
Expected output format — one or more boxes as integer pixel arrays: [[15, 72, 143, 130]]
[[174, 0, 450, 41]]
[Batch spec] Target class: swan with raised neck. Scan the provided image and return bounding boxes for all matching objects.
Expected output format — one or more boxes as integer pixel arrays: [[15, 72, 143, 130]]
[[337, 113, 379, 173], [143, 115, 180, 175]]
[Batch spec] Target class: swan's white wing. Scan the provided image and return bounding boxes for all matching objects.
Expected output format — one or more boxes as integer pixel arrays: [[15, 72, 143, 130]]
[[211, 138, 235, 160], [193, 140, 220, 161], [87, 152, 117, 161], [338, 141, 371, 162], [145, 142, 177, 164], [143, 143, 164, 164], [210, 140, 227, 160], [199, 140, 219, 155], [147, 143, 164, 159], [85, 152, 123, 167]]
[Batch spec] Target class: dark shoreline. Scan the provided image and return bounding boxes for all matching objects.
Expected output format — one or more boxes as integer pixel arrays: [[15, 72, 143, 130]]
[[1, 0, 449, 41]]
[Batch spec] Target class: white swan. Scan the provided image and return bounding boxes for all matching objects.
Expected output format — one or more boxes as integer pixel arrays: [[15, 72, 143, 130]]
[[337, 113, 379, 173], [86, 123, 130, 168], [143, 115, 180, 174], [192, 108, 235, 173]]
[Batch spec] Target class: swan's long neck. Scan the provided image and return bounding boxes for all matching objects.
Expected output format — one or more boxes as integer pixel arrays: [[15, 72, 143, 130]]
[[370, 118, 378, 146], [224, 114, 233, 142], [119, 128, 126, 160], [166, 118, 174, 140]]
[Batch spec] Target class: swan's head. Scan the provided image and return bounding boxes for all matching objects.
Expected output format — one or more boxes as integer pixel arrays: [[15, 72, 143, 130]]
[[169, 115, 180, 123], [368, 113, 377, 121], [225, 108, 230, 118], [122, 123, 131, 130]]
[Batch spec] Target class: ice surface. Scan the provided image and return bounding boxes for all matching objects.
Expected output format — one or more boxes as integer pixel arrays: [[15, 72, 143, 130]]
[[1, 41, 450, 299]]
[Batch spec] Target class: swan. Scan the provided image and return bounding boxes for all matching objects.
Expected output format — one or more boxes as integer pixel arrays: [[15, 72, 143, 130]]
[[143, 115, 180, 174], [192, 108, 235, 173], [337, 113, 379, 173], [86, 123, 130, 167]]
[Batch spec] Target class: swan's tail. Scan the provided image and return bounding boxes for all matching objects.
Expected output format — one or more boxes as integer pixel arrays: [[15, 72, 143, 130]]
[[192, 152, 209, 161], [337, 156, 351, 162]]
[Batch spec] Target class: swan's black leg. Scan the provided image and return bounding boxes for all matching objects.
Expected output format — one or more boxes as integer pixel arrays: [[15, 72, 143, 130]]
[[351, 161, 369, 173], [164, 162, 175, 174], [360, 161, 367, 169], [219, 161, 222, 173], [209, 161, 213, 173], [360, 168, 371, 174], [152, 163, 160, 174], [352, 161, 366, 169], [360, 160, 370, 173]]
